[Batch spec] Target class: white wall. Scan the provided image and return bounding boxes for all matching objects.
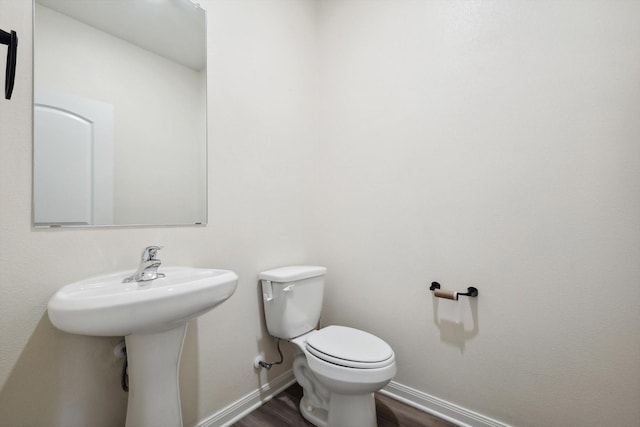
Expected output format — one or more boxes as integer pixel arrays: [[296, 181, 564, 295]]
[[0, 0, 317, 426], [1, 1, 639, 427], [316, 1, 640, 426], [35, 4, 206, 225]]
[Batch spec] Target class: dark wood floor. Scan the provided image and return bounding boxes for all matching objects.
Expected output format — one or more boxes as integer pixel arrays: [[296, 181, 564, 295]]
[[231, 383, 457, 427]]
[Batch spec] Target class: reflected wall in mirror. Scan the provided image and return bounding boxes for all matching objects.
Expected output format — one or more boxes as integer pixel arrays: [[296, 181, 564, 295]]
[[33, 0, 207, 227]]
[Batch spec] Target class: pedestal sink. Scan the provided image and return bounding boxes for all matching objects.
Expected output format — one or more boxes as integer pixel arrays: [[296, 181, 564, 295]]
[[47, 266, 238, 427]]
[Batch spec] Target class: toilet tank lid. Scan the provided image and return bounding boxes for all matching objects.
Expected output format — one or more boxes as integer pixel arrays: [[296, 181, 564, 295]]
[[259, 265, 327, 282]]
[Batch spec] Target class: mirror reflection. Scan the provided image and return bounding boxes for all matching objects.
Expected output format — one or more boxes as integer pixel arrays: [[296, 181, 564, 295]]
[[33, 0, 207, 227]]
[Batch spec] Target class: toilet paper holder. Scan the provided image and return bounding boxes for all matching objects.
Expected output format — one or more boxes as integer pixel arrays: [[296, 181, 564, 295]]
[[429, 282, 478, 300]]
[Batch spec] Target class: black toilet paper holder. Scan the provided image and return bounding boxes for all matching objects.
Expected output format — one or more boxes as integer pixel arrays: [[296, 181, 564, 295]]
[[429, 282, 478, 300], [0, 28, 18, 100]]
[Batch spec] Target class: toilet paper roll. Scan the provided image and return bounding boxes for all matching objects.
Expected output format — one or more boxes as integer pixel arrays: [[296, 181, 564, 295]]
[[434, 289, 458, 300]]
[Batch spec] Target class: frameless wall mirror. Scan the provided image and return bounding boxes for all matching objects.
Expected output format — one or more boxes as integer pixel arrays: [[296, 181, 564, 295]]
[[33, 0, 207, 227]]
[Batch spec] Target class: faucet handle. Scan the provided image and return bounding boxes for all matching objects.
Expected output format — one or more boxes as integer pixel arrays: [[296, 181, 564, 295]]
[[141, 246, 163, 262]]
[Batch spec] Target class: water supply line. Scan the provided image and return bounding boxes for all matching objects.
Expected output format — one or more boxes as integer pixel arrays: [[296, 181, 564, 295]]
[[255, 338, 284, 370], [121, 346, 129, 392], [114, 341, 129, 392]]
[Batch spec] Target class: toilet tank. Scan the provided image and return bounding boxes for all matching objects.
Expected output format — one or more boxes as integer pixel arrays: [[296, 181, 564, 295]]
[[259, 266, 327, 339]]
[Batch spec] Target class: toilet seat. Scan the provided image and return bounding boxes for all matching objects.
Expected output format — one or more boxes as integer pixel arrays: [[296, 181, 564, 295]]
[[305, 325, 394, 369]]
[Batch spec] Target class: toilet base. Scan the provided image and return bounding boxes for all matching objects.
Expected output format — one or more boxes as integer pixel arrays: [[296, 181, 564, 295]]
[[327, 392, 377, 427], [299, 392, 377, 427], [300, 395, 329, 427]]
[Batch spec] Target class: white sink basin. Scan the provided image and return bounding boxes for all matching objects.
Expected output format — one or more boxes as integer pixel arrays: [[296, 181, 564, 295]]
[[47, 266, 238, 427], [48, 266, 238, 336]]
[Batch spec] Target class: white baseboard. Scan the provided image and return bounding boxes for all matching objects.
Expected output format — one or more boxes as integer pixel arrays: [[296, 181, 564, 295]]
[[194, 370, 296, 427], [194, 374, 510, 427], [380, 381, 511, 427]]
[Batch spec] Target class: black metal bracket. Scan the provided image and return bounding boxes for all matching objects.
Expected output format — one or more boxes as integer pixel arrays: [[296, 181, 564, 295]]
[[0, 28, 18, 100], [430, 282, 478, 299]]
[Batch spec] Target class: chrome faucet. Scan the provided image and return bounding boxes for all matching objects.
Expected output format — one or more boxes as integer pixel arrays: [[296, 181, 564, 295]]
[[123, 246, 166, 283]]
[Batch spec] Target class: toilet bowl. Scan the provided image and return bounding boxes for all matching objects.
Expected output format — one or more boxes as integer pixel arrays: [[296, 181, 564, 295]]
[[259, 266, 397, 427], [292, 326, 396, 427]]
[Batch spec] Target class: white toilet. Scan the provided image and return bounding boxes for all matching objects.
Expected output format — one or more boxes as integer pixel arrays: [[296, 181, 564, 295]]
[[259, 266, 397, 427]]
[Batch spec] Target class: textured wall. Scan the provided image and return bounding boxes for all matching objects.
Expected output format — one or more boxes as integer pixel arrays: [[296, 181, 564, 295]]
[[315, 1, 640, 426], [1, 1, 639, 427], [0, 1, 318, 426]]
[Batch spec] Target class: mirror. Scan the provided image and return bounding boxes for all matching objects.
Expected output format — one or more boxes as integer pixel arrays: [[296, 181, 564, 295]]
[[33, 0, 207, 227]]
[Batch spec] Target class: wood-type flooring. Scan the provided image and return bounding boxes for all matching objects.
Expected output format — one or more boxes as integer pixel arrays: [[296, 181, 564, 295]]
[[231, 383, 457, 427]]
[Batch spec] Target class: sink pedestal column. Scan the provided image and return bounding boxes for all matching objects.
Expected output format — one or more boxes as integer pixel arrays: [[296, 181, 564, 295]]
[[125, 324, 188, 427]]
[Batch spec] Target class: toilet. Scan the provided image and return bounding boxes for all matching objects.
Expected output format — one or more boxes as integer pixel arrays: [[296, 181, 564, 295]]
[[259, 266, 397, 427]]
